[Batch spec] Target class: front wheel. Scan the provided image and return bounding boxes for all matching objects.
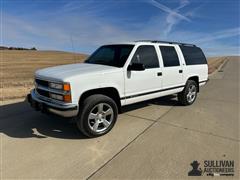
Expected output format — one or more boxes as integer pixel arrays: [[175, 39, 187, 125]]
[[178, 80, 198, 106], [76, 94, 118, 137]]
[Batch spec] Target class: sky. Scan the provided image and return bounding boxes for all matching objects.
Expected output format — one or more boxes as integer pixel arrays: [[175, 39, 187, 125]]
[[1, 0, 240, 56]]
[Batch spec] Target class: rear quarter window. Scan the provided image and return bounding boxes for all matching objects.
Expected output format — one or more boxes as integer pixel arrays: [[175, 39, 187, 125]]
[[180, 46, 207, 65]]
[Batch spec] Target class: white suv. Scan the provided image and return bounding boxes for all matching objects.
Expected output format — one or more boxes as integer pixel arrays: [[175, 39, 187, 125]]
[[28, 40, 208, 137]]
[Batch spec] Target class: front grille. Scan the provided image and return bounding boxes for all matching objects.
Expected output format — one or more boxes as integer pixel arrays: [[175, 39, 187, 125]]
[[35, 78, 67, 102], [36, 88, 50, 98], [36, 79, 49, 87]]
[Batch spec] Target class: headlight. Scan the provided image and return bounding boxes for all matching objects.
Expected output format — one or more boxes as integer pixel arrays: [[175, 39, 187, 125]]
[[49, 82, 63, 90], [49, 82, 71, 102], [49, 93, 63, 101], [49, 82, 71, 91], [49, 93, 71, 102]]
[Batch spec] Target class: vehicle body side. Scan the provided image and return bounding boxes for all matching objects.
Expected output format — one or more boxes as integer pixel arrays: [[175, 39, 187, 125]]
[[70, 42, 208, 107]]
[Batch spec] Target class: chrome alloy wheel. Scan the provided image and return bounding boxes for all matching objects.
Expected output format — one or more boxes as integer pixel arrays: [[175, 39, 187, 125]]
[[186, 84, 197, 103], [88, 103, 114, 133]]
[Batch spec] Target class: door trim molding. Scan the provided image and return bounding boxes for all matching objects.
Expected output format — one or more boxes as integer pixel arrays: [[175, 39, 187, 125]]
[[121, 84, 185, 100], [121, 79, 208, 100]]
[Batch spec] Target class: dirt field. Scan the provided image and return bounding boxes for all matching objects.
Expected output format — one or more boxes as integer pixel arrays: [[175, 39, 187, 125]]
[[207, 56, 229, 74], [0, 50, 233, 104], [0, 50, 87, 104]]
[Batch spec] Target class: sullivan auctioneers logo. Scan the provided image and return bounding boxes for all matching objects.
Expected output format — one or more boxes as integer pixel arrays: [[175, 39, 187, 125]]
[[188, 160, 234, 176]]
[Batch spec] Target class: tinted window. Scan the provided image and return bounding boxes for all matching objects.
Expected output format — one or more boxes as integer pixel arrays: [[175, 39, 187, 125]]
[[131, 45, 159, 69], [180, 46, 207, 65], [85, 45, 134, 67], [160, 46, 180, 67]]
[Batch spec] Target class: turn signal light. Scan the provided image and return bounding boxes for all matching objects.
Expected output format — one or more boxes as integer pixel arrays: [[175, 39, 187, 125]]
[[63, 94, 71, 103], [63, 83, 71, 91]]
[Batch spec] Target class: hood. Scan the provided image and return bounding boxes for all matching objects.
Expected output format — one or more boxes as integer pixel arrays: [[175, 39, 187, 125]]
[[35, 63, 120, 81]]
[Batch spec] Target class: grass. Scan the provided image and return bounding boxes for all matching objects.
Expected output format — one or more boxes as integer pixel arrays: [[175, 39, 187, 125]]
[[207, 56, 229, 74], [1, 50, 87, 103]]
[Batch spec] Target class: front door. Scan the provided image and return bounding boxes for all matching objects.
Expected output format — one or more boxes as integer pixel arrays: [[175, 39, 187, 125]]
[[124, 45, 162, 103]]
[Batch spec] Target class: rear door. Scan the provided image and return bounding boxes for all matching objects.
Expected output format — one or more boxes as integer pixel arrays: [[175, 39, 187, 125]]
[[159, 45, 184, 88]]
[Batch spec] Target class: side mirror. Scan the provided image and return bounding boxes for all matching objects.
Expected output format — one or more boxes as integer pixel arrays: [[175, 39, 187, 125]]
[[127, 63, 145, 71]]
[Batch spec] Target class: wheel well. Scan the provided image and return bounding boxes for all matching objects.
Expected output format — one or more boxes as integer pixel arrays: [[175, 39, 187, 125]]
[[188, 76, 199, 92], [79, 87, 121, 112]]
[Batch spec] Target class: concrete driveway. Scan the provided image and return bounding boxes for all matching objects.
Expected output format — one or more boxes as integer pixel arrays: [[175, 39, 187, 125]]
[[0, 58, 239, 179]]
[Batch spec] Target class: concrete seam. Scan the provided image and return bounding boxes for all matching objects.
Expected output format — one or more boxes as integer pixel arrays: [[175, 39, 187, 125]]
[[124, 114, 157, 122], [86, 121, 155, 179], [198, 97, 238, 104], [87, 106, 176, 179], [158, 121, 240, 142]]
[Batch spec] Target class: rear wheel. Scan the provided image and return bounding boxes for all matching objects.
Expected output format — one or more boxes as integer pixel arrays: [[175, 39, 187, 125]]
[[76, 94, 118, 137], [178, 80, 198, 105]]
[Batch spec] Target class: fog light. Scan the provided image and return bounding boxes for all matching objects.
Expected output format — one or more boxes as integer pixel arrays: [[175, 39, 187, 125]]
[[49, 93, 63, 101]]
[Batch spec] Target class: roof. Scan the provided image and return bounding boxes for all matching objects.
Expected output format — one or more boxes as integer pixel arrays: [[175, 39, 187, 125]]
[[105, 40, 196, 47], [134, 40, 196, 47]]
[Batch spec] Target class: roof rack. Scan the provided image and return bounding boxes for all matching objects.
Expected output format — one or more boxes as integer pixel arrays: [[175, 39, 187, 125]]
[[135, 40, 196, 47]]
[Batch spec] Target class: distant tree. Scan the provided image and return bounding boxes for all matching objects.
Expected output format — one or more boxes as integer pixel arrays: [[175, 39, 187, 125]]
[[0, 46, 37, 50], [0, 46, 8, 50]]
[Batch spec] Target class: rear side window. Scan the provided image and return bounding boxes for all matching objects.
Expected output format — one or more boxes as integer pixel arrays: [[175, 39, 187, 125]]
[[180, 46, 207, 65], [131, 45, 159, 69], [159, 46, 180, 67]]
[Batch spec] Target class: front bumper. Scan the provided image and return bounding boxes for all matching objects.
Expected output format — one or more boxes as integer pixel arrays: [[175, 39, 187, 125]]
[[27, 89, 78, 117]]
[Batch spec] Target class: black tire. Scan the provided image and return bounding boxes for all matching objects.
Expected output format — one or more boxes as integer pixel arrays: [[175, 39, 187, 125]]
[[76, 94, 118, 138], [178, 80, 198, 106]]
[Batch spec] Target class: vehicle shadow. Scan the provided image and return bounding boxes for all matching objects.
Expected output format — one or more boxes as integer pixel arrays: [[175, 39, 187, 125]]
[[0, 100, 86, 140], [0, 95, 179, 139]]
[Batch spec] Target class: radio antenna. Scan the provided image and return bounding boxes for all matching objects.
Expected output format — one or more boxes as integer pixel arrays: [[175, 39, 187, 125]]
[[70, 34, 77, 63]]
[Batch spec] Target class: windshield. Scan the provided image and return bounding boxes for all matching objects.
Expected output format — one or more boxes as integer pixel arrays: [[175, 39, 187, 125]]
[[85, 45, 134, 67]]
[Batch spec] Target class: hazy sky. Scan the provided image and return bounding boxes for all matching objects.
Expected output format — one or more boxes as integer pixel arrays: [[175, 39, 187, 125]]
[[2, 0, 240, 56]]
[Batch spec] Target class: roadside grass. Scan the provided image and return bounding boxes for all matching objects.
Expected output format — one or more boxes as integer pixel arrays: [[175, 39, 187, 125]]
[[1, 50, 87, 104], [207, 56, 229, 74]]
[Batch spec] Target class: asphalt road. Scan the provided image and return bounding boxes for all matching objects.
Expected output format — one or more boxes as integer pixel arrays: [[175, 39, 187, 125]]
[[0, 58, 239, 179]]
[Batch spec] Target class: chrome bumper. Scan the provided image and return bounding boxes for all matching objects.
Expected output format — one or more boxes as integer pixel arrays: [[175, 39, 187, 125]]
[[27, 89, 78, 117]]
